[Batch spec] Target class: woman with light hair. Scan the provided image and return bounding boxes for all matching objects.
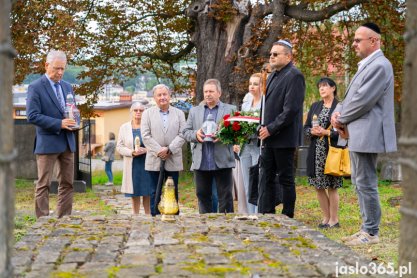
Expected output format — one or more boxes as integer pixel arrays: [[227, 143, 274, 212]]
[[117, 102, 152, 214], [236, 73, 262, 214]]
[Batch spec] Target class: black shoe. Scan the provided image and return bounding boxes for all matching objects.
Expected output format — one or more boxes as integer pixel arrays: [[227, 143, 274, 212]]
[[329, 222, 340, 228], [318, 223, 330, 229]]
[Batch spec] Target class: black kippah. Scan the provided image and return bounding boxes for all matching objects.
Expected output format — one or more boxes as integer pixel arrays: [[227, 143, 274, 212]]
[[362, 22, 381, 34]]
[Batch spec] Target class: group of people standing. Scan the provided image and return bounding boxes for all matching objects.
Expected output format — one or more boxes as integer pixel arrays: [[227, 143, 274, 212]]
[[116, 85, 186, 216], [304, 22, 397, 247], [27, 22, 396, 247]]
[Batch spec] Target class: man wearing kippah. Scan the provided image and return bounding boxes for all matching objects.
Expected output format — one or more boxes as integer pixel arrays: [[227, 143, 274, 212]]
[[331, 22, 397, 246], [257, 40, 305, 217]]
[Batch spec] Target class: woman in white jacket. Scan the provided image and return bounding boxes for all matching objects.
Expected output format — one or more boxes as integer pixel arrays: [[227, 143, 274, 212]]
[[117, 102, 152, 214], [237, 73, 262, 214]]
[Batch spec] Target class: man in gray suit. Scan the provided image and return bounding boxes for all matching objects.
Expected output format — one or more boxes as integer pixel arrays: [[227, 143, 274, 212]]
[[141, 84, 186, 216], [331, 22, 397, 246], [183, 79, 236, 213]]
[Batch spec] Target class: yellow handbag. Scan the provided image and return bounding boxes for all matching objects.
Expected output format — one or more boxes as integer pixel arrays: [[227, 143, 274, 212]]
[[324, 131, 351, 177]]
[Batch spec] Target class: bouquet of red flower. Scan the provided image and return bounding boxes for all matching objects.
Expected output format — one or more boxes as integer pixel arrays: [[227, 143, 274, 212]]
[[216, 111, 260, 150]]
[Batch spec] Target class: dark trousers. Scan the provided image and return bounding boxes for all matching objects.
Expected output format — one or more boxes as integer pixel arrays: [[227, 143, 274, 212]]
[[194, 169, 234, 214], [35, 150, 74, 218], [148, 171, 179, 216], [258, 147, 296, 217]]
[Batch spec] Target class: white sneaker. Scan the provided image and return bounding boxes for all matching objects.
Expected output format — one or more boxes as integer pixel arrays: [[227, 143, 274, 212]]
[[345, 232, 379, 246], [341, 230, 366, 242]]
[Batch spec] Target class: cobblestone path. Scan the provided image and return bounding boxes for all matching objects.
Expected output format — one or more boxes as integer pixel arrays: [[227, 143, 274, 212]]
[[12, 186, 385, 277]]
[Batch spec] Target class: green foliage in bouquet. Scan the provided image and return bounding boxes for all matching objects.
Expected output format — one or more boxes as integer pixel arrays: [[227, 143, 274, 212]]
[[216, 111, 260, 150]]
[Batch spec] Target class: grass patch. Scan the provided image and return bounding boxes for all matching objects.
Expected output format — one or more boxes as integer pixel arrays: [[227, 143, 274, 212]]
[[182, 260, 248, 275], [74, 190, 115, 216], [16, 179, 35, 189], [258, 221, 281, 228], [15, 179, 37, 242], [155, 264, 163, 273], [295, 176, 401, 265], [284, 235, 317, 249], [106, 266, 120, 278], [189, 233, 209, 242], [178, 171, 197, 209], [14, 214, 36, 242], [267, 260, 286, 269], [92, 170, 122, 185], [290, 248, 301, 256], [14, 177, 115, 242], [50, 272, 83, 278]]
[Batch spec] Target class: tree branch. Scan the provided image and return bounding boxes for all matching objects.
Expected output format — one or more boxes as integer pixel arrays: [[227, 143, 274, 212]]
[[79, 0, 97, 37], [285, 0, 370, 22], [140, 42, 195, 63]]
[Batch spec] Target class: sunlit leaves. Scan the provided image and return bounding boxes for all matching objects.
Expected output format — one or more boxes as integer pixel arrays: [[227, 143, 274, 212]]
[[278, 0, 404, 109], [11, 0, 404, 117]]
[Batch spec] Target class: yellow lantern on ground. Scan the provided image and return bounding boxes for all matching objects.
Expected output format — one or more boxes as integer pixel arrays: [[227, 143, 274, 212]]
[[158, 176, 179, 221]]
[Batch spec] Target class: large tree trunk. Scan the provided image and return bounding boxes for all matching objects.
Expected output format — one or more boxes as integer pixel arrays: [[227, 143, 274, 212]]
[[0, 0, 16, 276], [187, 0, 368, 106], [399, 1, 417, 275], [188, 0, 286, 105]]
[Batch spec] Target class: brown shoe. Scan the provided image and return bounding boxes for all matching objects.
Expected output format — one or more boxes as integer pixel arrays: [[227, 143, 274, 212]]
[[345, 232, 379, 246], [341, 230, 366, 242]]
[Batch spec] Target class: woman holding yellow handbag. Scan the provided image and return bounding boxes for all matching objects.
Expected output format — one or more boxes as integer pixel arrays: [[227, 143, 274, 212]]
[[304, 77, 342, 229]]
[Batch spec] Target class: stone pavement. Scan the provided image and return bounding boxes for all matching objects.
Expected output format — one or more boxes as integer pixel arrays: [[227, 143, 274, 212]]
[[12, 186, 387, 277]]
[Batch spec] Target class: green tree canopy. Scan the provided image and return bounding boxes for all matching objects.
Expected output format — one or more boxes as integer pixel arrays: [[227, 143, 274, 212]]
[[11, 0, 405, 116]]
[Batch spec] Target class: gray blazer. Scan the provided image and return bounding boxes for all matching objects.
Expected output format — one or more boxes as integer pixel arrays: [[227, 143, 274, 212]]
[[103, 140, 116, 161], [141, 105, 186, 171], [335, 50, 397, 153], [182, 102, 236, 171]]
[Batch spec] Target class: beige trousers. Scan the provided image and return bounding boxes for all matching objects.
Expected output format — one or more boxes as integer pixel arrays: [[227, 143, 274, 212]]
[[35, 150, 74, 218]]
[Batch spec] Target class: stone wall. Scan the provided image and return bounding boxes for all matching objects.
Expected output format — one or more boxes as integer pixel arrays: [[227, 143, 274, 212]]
[[14, 119, 37, 179]]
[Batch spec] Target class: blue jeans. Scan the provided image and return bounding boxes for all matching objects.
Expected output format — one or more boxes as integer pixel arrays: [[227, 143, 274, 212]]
[[105, 161, 113, 183], [212, 180, 218, 213], [350, 152, 380, 235]]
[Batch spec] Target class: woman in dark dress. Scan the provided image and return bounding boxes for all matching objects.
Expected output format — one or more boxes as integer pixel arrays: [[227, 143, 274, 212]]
[[304, 77, 342, 228], [117, 102, 152, 214]]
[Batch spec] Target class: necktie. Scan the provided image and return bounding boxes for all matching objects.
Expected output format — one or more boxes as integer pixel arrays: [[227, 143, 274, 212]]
[[54, 82, 65, 110]]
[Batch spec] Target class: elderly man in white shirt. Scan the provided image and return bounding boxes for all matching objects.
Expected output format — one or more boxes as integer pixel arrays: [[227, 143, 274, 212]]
[[141, 84, 186, 216]]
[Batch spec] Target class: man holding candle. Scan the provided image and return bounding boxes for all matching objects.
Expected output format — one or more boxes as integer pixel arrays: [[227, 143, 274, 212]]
[[182, 79, 236, 213]]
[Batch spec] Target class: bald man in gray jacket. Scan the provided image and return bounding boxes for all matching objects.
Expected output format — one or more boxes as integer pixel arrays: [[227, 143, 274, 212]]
[[331, 22, 397, 246]]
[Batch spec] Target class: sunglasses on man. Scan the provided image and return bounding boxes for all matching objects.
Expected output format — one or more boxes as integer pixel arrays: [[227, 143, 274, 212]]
[[269, 52, 286, 57]]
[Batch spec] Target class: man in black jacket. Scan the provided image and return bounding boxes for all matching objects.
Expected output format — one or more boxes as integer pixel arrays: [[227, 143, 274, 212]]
[[258, 40, 305, 217]]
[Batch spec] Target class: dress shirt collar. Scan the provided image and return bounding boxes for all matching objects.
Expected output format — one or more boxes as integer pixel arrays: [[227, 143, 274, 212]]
[[358, 49, 382, 70], [45, 74, 60, 88], [159, 105, 171, 113], [204, 102, 220, 109]]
